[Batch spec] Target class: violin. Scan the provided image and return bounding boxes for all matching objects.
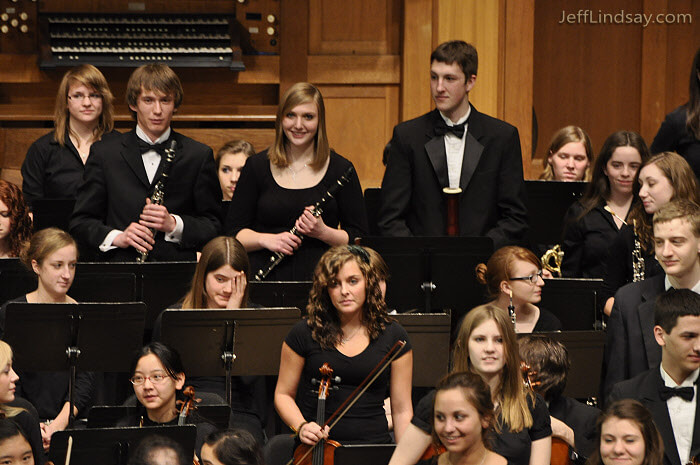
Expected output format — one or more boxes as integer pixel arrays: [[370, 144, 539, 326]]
[[293, 363, 341, 465], [176, 386, 202, 465], [520, 362, 572, 465]]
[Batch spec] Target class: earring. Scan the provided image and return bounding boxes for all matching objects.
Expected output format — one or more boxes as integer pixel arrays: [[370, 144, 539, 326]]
[[508, 290, 516, 328]]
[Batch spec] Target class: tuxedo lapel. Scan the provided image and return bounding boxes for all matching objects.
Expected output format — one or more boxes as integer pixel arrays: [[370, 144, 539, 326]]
[[151, 134, 181, 188], [641, 369, 682, 465], [424, 112, 449, 188], [638, 276, 664, 369], [121, 131, 150, 188], [691, 395, 700, 462], [459, 108, 484, 191]]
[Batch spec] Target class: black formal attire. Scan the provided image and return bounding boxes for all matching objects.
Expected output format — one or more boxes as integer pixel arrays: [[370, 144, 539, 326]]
[[600, 225, 663, 305], [0, 295, 97, 420], [285, 319, 411, 444], [548, 395, 600, 459], [609, 367, 700, 465], [225, 151, 367, 281], [377, 107, 528, 249], [651, 105, 700, 180], [70, 130, 221, 261], [532, 308, 562, 332], [21, 129, 121, 208], [412, 390, 552, 465], [561, 201, 621, 278], [603, 274, 665, 399]]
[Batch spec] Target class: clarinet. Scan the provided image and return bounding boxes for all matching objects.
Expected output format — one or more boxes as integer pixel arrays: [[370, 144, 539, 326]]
[[254, 166, 355, 281], [137, 140, 177, 263], [632, 219, 645, 282]]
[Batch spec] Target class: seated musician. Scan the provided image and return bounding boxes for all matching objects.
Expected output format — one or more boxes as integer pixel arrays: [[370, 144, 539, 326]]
[[127, 434, 189, 465], [216, 140, 255, 202], [609, 289, 700, 465], [151, 236, 265, 444], [0, 228, 95, 451], [389, 305, 552, 465], [538, 126, 592, 182], [69, 63, 221, 262], [201, 429, 264, 465], [413, 371, 506, 465], [475, 246, 562, 333], [225, 82, 367, 281], [0, 180, 32, 259], [272, 245, 412, 460], [0, 417, 39, 465], [21, 64, 119, 210], [518, 335, 599, 461], [118, 342, 217, 460]]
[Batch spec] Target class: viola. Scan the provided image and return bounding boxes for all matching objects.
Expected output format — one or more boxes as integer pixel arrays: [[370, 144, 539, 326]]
[[176, 386, 203, 465], [293, 363, 341, 465]]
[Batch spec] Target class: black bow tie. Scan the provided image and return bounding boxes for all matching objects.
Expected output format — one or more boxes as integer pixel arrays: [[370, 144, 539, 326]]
[[138, 139, 171, 156], [660, 385, 695, 401], [434, 121, 466, 138]]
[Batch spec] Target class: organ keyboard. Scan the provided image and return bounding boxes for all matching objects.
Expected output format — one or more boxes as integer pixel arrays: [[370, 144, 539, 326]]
[[39, 12, 245, 69]]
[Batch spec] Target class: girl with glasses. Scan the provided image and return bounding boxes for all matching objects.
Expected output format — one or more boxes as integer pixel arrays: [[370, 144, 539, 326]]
[[475, 246, 561, 334], [21, 64, 119, 209], [119, 342, 217, 460]]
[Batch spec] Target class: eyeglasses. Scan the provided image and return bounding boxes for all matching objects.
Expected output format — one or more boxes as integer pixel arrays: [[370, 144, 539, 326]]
[[68, 93, 102, 102], [509, 269, 543, 285], [130, 373, 170, 385]]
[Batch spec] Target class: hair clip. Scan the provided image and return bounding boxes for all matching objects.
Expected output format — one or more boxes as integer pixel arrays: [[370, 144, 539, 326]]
[[347, 244, 370, 264]]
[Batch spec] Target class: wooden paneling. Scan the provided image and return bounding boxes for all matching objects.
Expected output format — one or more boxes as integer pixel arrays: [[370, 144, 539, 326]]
[[319, 85, 399, 188], [401, 0, 433, 121], [307, 55, 400, 84], [308, 0, 401, 55], [279, 0, 308, 96], [175, 128, 276, 155]]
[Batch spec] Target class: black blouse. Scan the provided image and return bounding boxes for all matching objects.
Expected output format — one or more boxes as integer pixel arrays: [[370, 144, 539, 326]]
[[225, 150, 368, 281], [650, 105, 700, 180], [21, 129, 121, 208]]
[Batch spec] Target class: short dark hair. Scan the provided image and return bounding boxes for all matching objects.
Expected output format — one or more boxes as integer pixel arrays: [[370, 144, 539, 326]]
[[654, 288, 700, 333], [128, 434, 188, 465], [430, 40, 478, 78], [0, 417, 31, 446], [203, 429, 264, 465], [518, 335, 569, 402], [130, 342, 185, 380]]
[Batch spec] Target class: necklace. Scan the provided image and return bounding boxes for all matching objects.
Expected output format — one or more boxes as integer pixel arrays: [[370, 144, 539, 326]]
[[287, 162, 308, 182], [341, 326, 362, 344]]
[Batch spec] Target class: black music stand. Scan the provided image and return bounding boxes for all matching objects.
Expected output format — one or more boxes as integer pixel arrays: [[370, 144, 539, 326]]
[[4, 302, 146, 427], [88, 405, 232, 430], [335, 444, 395, 465], [539, 278, 604, 330], [31, 198, 76, 232], [49, 425, 196, 465], [248, 281, 312, 311], [159, 307, 301, 405], [394, 313, 451, 386], [524, 180, 586, 246], [359, 236, 493, 330]]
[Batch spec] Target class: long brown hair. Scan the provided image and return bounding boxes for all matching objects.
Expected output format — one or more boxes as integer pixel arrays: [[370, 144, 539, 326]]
[[54, 64, 114, 146], [306, 245, 392, 349], [0, 180, 32, 257], [268, 82, 330, 170], [539, 126, 593, 181], [628, 151, 700, 252], [182, 236, 250, 309], [453, 304, 533, 432]]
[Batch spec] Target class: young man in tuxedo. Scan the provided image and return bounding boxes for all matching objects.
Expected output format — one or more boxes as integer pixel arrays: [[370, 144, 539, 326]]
[[70, 64, 221, 261], [377, 40, 528, 248], [604, 200, 700, 397], [609, 288, 700, 465]]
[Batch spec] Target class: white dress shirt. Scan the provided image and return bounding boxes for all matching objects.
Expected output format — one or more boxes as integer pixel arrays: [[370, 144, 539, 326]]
[[439, 105, 471, 189], [660, 364, 698, 464]]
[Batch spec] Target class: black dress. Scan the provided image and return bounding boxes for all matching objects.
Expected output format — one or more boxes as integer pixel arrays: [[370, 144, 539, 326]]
[[600, 225, 662, 305], [650, 105, 700, 180], [21, 129, 121, 208], [532, 308, 562, 332], [412, 390, 552, 465], [0, 296, 96, 420], [225, 150, 368, 281], [561, 202, 621, 278], [285, 319, 411, 444]]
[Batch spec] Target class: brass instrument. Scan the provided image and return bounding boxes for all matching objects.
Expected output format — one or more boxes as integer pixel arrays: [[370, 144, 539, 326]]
[[137, 140, 177, 263], [254, 166, 355, 281], [541, 244, 564, 278], [632, 219, 645, 282], [442, 187, 462, 236]]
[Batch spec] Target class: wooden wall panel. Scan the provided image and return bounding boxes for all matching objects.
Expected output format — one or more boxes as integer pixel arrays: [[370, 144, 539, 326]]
[[319, 85, 399, 188], [308, 0, 401, 55], [400, 0, 433, 121]]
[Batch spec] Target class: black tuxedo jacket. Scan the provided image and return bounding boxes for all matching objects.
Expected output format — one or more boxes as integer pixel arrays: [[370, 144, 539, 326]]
[[377, 107, 528, 249], [70, 130, 221, 261], [604, 274, 665, 399], [610, 367, 700, 465]]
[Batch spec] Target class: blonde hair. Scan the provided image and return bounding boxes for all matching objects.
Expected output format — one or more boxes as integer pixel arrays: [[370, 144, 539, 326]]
[[268, 82, 330, 169], [453, 304, 533, 432], [20, 227, 78, 273], [539, 126, 593, 181], [54, 64, 114, 147], [0, 341, 22, 418]]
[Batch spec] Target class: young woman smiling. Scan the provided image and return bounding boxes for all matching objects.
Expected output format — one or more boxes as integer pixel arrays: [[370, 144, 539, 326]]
[[226, 82, 367, 281]]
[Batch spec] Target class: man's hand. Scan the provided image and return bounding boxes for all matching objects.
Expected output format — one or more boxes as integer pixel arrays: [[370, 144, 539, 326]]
[[140, 198, 176, 233], [112, 222, 155, 252]]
